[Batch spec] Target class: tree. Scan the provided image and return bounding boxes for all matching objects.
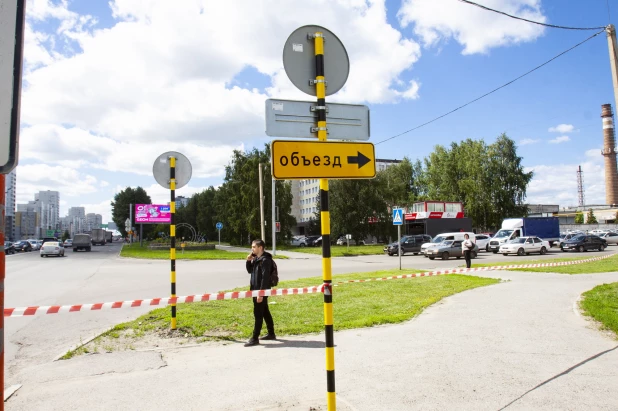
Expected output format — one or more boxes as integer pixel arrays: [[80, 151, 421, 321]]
[[586, 208, 598, 224], [62, 230, 70, 242], [215, 145, 295, 245], [574, 212, 584, 224], [111, 187, 152, 237]]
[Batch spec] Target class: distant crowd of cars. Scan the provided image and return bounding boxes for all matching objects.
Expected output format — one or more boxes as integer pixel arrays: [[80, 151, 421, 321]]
[[288, 228, 617, 262], [4, 237, 80, 258]]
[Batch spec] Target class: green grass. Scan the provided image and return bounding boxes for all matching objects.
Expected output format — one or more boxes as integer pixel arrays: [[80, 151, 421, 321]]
[[580, 282, 618, 336], [278, 244, 385, 256], [120, 244, 287, 260], [69, 269, 498, 356], [472, 254, 618, 275]]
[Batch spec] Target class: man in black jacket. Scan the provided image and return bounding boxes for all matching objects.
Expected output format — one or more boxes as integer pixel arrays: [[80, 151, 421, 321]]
[[244, 239, 276, 347]]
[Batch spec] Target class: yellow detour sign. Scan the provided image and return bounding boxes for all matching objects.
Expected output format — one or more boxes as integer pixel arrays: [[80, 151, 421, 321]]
[[271, 140, 376, 180]]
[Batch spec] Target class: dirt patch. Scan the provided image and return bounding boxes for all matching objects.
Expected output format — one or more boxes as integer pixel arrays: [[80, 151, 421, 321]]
[[66, 328, 237, 358]]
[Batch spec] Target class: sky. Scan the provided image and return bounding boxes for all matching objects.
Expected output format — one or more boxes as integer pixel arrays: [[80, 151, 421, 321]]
[[11, 0, 618, 223]]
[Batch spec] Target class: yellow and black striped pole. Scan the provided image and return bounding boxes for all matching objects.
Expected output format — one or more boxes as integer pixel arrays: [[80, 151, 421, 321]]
[[314, 31, 336, 411], [170, 156, 177, 329]]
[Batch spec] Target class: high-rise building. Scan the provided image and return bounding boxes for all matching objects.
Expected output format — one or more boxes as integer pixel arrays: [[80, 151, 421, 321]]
[[36, 190, 60, 232], [86, 213, 103, 231], [68, 207, 86, 235], [15, 210, 39, 240], [5, 170, 16, 240], [176, 196, 190, 207]]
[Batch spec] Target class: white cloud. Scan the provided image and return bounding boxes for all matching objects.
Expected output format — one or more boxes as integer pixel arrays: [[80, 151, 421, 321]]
[[526, 149, 606, 207], [398, 0, 546, 55], [19, 124, 243, 178], [548, 124, 575, 133], [15, 164, 100, 205], [519, 138, 539, 146], [549, 135, 570, 144]]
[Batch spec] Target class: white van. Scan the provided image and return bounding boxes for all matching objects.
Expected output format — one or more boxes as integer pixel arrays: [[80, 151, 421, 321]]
[[421, 232, 475, 256]]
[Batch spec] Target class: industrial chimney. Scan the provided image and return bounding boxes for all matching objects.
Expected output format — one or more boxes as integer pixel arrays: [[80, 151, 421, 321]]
[[601, 104, 618, 205]]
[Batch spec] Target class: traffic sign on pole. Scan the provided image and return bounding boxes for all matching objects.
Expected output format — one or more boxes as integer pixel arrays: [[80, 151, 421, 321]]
[[393, 209, 404, 226], [216, 222, 223, 230], [271, 140, 376, 180], [265, 99, 370, 141], [0, 0, 26, 174]]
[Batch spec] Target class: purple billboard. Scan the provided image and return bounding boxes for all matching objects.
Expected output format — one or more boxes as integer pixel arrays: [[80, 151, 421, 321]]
[[135, 204, 171, 224]]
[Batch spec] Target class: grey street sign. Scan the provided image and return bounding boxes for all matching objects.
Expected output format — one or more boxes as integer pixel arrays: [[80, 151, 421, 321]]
[[265, 99, 369, 140], [153, 151, 192, 189], [282, 25, 349, 96], [0, 0, 26, 173]]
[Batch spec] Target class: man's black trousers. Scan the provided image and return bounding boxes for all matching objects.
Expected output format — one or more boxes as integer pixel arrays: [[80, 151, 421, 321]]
[[252, 296, 274, 339], [464, 250, 472, 268]]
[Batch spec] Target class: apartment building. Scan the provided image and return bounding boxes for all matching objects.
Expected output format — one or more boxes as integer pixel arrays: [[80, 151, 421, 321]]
[[5, 170, 16, 240]]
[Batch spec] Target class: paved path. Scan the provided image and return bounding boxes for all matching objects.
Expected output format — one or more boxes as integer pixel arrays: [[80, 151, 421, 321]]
[[6, 268, 618, 410]]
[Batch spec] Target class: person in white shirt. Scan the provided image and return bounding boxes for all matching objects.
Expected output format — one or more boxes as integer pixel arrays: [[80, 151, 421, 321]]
[[462, 234, 474, 268]]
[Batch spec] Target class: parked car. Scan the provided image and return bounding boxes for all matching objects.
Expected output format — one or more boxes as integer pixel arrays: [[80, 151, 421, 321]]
[[305, 235, 321, 247], [599, 232, 618, 245], [499, 236, 550, 256], [426, 240, 478, 260], [290, 236, 307, 247], [384, 235, 432, 256], [40, 241, 65, 257], [556, 232, 582, 248], [4, 241, 15, 255], [64, 238, 74, 247], [421, 232, 475, 256], [27, 239, 41, 250], [561, 235, 607, 252], [474, 234, 491, 251], [336, 235, 365, 246], [14, 240, 33, 252]]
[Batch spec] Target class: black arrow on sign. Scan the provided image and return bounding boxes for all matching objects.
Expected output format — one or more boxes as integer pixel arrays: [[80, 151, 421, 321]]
[[347, 152, 371, 169]]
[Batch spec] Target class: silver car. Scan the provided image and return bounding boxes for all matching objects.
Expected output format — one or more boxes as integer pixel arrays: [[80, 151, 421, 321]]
[[40, 241, 65, 257], [426, 240, 479, 260]]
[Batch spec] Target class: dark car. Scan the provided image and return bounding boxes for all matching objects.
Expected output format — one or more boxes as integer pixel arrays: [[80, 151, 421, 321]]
[[305, 235, 321, 247], [426, 240, 479, 260], [4, 241, 15, 255], [14, 240, 33, 252], [384, 235, 432, 256], [561, 235, 607, 252]]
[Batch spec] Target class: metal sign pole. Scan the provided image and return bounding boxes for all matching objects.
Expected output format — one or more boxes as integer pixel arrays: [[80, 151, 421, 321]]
[[272, 177, 276, 256], [314, 31, 337, 411], [169, 156, 177, 330], [218, 229, 221, 245], [398, 225, 402, 270]]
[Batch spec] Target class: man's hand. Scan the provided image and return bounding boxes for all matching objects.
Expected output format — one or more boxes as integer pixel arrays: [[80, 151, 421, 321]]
[[257, 296, 263, 303], [247, 253, 255, 261]]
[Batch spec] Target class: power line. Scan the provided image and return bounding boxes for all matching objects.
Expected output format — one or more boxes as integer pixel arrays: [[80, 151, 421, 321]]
[[376, 29, 605, 146], [458, 0, 607, 31]]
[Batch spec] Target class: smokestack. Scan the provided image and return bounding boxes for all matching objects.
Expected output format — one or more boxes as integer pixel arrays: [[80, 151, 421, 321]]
[[601, 104, 618, 205]]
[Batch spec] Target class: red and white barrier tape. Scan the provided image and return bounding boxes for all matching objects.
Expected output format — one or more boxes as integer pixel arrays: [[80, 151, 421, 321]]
[[5, 254, 613, 318], [5, 286, 322, 318], [335, 254, 614, 284]]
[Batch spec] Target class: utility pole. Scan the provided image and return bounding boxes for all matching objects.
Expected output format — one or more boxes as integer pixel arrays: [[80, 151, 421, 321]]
[[129, 203, 133, 245], [607, 25, 618, 117], [271, 177, 276, 256], [258, 163, 265, 241]]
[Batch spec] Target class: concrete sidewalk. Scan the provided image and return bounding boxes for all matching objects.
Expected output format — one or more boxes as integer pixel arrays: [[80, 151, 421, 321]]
[[7, 270, 618, 410]]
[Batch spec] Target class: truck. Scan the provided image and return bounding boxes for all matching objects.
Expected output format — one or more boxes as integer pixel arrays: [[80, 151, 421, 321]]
[[105, 231, 113, 243], [487, 217, 560, 253], [73, 234, 92, 252], [404, 217, 473, 238], [91, 228, 107, 246]]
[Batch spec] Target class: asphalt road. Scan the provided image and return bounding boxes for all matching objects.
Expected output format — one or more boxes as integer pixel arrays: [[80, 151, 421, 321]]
[[4, 244, 618, 409]]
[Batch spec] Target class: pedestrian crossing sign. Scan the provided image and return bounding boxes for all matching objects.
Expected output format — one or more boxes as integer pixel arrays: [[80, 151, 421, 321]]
[[393, 208, 404, 226]]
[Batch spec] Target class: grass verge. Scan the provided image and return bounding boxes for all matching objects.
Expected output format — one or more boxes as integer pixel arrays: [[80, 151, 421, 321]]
[[580, 282, 618, 337], [120, 243, 287, 260], [62, 269, 499, 358], [278, 244, 385, 256], [471, 254, 618, 275]]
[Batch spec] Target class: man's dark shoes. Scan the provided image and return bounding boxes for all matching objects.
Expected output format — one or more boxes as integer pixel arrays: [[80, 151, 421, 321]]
[[261, 333, 276, 341], [244, 337, 259, 347]]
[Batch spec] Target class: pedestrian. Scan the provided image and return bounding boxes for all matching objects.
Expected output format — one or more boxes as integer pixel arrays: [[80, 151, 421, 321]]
[[244, 239, 276, 347], [462, 234, 474, 269]]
